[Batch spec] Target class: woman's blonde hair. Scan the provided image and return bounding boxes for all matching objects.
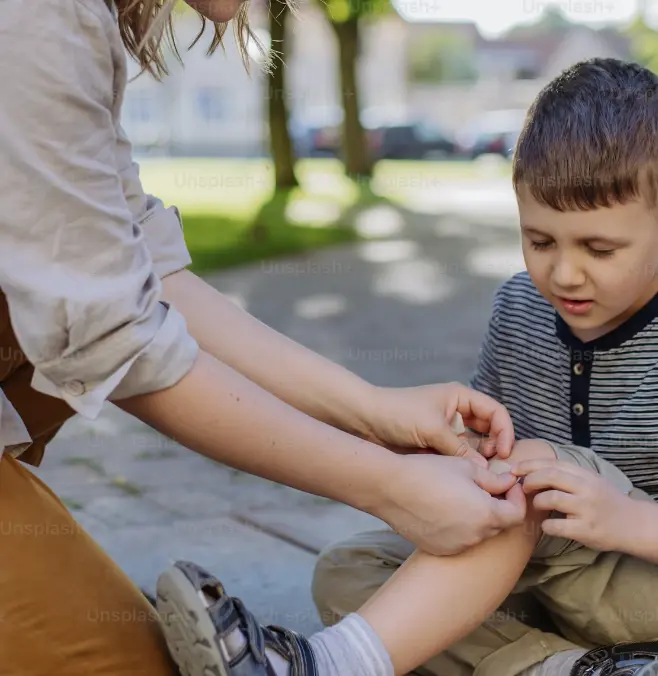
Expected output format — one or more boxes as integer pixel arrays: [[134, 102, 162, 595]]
[[115, 0, 261, 79]]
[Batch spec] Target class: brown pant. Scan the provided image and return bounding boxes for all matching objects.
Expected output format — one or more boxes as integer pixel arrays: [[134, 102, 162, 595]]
[[0, 452, 178, 675], [0, 290, 176, 672], [312, 443, 658, 676]]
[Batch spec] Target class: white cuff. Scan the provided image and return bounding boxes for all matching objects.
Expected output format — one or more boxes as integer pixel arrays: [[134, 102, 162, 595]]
[[31, 302, 199, 419], [31, 354, 138, 420]]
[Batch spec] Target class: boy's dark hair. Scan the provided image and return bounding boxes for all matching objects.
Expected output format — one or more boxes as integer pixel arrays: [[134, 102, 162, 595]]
[[513, 58, 658, 211]]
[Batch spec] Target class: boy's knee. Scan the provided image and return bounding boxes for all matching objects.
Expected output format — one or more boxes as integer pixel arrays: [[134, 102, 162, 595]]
[[311, 530, 412, 625], [501, 439, 557, 468]]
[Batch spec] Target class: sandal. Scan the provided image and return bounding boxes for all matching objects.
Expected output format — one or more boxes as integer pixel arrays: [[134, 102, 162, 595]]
[[571, 641, 658, 675], [156, 560, 319, 676]]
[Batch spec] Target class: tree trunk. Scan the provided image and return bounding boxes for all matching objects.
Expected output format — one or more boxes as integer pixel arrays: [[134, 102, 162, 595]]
[[332, 18, 372, 179], [268, 0, 298, 189]]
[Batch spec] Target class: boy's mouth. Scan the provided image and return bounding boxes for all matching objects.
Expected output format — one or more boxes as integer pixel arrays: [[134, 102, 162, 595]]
[[557, 297, 594, 316]]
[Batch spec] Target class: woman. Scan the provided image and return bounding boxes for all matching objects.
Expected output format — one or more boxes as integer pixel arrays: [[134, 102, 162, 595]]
[[0, 0, 525, 674]]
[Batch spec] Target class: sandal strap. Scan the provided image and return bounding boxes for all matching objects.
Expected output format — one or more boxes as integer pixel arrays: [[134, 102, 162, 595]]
[[263, 625, 318, 676], [234, 598, 267, 665], [207, 595, 317, 674], [176, 559, 318, 676], [570, 641, 658, 676]]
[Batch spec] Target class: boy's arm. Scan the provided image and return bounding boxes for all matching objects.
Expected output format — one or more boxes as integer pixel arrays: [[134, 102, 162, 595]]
[[467, 290, 506, 454], [619, 498, 658, 564], [469, 287, 504, 401]]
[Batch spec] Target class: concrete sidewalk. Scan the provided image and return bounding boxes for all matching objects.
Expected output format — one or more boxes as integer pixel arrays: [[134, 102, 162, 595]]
[[32, 185, 522, 636]]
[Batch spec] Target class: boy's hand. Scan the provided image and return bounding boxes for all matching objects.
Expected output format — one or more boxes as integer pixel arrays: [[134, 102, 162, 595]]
[[511, 458, 635, 552], [460, 428, 500, 459]]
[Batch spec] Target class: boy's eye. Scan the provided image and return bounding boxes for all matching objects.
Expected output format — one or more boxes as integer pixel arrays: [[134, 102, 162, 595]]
[[589, 247, 615, 258], [529, 240, 552, 250]]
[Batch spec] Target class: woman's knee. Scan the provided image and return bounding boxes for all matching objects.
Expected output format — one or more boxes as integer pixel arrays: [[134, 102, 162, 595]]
[[0, 455, 177, 676]]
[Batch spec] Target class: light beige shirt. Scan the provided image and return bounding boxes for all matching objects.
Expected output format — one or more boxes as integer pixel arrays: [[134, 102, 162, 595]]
[[0, 0, 199, 456]]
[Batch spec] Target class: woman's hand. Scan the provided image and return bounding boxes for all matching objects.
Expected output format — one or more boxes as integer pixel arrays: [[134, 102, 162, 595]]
[[511, 458, 636, 552], [376, 454, 527, 555], [362, 382, 515, 465]]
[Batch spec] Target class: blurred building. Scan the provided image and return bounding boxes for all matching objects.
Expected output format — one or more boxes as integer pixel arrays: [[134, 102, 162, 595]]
[[121, 2, 634, 156]]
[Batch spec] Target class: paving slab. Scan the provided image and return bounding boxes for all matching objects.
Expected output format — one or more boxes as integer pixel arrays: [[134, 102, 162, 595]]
[[51, 482, 137, 512], [147, 487, 234, 519], [235, 502, 389, 554], [82, 494, 178, 528], [88, 516, 325, 635]]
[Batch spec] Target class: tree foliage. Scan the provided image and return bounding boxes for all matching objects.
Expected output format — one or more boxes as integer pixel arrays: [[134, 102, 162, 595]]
[[625, 15, 658, 75], [409, 31, 477, 84]]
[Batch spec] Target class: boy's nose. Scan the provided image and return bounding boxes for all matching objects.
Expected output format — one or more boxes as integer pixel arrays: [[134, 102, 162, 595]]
[[551, 258, 586, 291]]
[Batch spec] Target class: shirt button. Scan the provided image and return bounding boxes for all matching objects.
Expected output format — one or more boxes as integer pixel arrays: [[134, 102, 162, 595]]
[[573, 362, 584, 375], [573, 403, 584, 416], [64, 381, 86, 396]]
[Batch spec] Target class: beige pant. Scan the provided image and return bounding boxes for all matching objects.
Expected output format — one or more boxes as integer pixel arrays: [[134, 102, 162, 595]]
[[312, 443, 658, 676]]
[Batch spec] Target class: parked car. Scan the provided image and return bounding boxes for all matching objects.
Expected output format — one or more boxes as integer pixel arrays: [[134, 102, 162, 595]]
[[372, 121, 458, 160], [289, 107, 343, 158], [291, 107, 457, 161], [457, 109, 526, 159]]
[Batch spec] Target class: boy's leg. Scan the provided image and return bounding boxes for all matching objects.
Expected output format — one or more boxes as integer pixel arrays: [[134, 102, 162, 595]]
[[523, 443, 658, 650], [0, 453, 178, 675], [153, 439, 582, 676], [149, 439, 658, 676], [312, 531, 567, 676], [311, 439, 585, 676]]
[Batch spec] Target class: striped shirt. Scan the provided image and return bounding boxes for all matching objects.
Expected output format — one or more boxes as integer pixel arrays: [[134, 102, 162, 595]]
[[470, 271, 658, 498]]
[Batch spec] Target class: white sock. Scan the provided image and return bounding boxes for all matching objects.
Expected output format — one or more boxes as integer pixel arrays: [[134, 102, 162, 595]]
[[222, 612, 394, 676], [223, 624, 290, 675], [309, 613, 395, 676], [520, 649, 588, 676]]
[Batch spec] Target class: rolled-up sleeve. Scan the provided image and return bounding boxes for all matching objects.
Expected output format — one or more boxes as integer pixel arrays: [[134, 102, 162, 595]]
[[0, 0, 199, 419], [115, 124, 193, 280]]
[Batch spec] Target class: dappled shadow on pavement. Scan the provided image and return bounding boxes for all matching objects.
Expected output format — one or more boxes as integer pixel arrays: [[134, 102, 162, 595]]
[[203, 196, 523, 388]]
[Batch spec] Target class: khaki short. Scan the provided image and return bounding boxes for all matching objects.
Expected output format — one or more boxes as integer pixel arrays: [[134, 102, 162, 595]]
[[312, 442, 658, 676]]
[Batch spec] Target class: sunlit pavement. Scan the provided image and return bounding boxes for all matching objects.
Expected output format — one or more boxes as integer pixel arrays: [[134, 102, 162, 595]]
[[33, 175, 525, 637]]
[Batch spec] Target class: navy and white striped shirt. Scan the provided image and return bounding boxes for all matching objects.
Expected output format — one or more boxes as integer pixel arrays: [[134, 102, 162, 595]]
[[470, 271, 658, 498]]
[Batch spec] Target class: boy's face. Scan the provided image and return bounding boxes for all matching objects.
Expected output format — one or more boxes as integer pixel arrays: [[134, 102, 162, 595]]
[[517, 189, 658, 342]]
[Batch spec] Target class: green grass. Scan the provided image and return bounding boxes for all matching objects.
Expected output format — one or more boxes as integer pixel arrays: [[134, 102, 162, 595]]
[[137, 157, 511, 273], [182, 210, 358, 274], [111, 476, 145, 497], [63, 456, 105, 475]]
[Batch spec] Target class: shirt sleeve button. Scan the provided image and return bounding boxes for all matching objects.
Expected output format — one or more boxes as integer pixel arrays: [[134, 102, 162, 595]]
[[64, 381, 86, 396], [573, 403, 584, 416]]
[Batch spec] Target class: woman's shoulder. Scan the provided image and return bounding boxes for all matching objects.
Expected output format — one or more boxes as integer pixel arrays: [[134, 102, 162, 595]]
[[1, 0, 116, 43], [2, 0, 122, 106]]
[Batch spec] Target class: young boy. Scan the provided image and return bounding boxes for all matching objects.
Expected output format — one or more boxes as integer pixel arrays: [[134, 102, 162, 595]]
[[151, 58, 658, 676], [309, 57, 658, 674]]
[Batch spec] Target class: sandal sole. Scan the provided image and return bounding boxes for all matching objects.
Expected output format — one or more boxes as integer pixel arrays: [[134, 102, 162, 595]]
[[156, 565, 230, 676]]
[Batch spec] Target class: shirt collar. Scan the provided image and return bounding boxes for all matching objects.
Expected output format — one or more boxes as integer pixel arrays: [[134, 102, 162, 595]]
[[555, 291, 658, 351]]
